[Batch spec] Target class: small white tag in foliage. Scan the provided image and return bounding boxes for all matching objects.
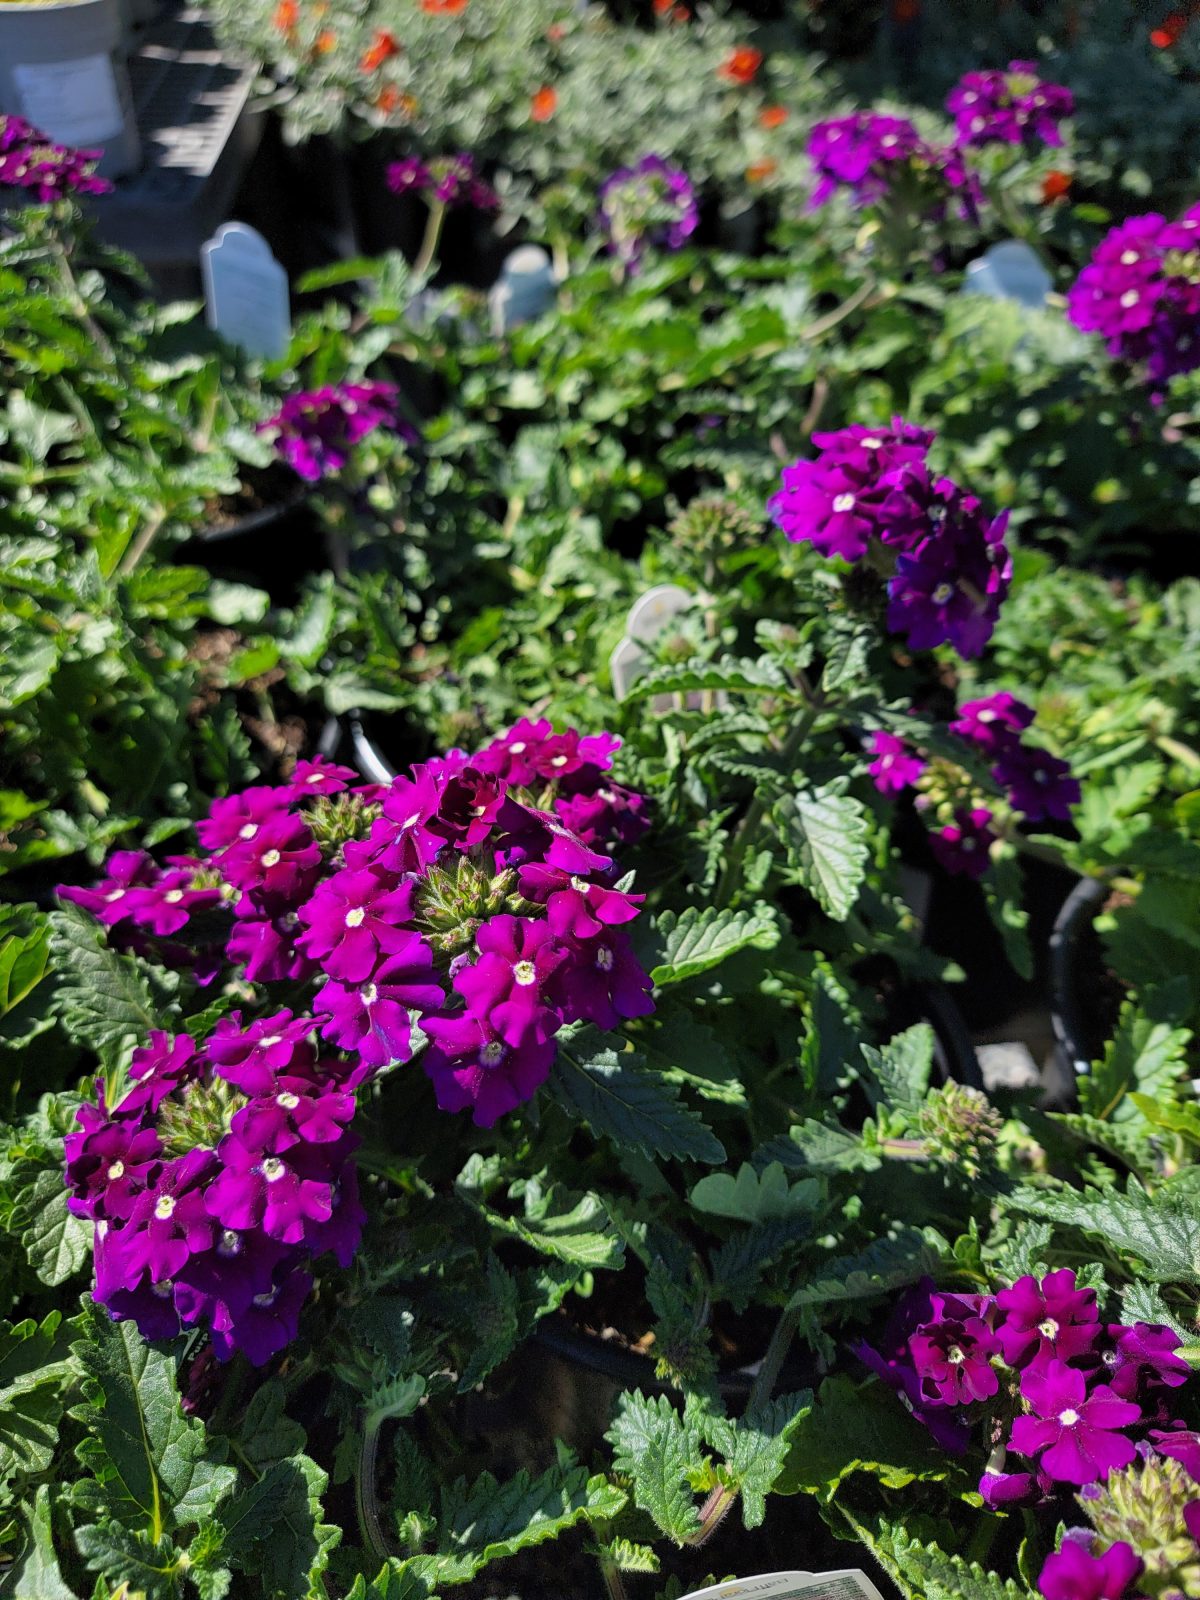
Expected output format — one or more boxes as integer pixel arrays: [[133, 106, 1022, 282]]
[[680, 1570, 886, 1600]]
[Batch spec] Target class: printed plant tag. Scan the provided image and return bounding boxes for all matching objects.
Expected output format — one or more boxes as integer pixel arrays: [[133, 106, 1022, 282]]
[[679, 1568, 887, 1600], [13, 54, 124, 147], [201, 223, 291, 362]]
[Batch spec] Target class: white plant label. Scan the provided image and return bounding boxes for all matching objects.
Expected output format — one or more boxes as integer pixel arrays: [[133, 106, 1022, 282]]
[[201, 223, 291, 362], [680, 1569, 887, 1600], [13, 54, 123, 147]]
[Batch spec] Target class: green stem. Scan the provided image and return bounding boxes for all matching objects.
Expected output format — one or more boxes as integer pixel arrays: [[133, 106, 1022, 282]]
[[713, 702, 818, 909], [599, 1557, 630, 1600], [356, 1406, 392, 1563], [799, 276, 878, 343], [413, 199, 447, 280]]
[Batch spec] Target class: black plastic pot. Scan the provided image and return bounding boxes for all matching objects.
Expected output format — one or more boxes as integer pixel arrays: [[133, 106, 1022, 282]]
[[1048, 874, 1109, 1097]]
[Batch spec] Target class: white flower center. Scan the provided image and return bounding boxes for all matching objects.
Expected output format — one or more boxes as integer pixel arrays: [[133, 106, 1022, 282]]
[[164, 890, 184, 903], [513, 960, 538, 987], [218, 1229, 241, 1256], [832, 493, 856, 512], [1120, 250, 1140, 265], [260, 1034, 282, 1049], [106, 1160, 126, 1180], [360, 983, 378, 1005], [932, 582, 955, 604], [595, 945, 615, 972], [598, 788, 616, 803], [261, 1157, 286, 1182], [261, 850, 281, 868], [508, 741, 527, 754], [239, 823, 258, 840], [1120, 289, 1140, 308], [105, 889, 125, 902], [480, 1040, 506, 1066], [1038, 1317, 1060, 1339], [948, 1345, 965, 1365], [863, 437, 882, 449], [345, 907, 366, 927], [881, 134, 898, 148], [151, 1280, 173, 1299], [1058, 1408, 1080, 1427], [252, 1288, 279, 1308], [550, 755, 569, 768], [154, 1194, 176, 1220], [570, 876, 591, 892], [276, 1091, 300, 1109], [402, 812, 422, 828]]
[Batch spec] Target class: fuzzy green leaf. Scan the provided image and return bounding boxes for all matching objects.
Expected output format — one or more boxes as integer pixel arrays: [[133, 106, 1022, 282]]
[[1, 1485, 77, 1600], [551, 1036, 725, 1166], [442, 1461, 627, 1568], [607, 1391, 702, 1543], [775, 782, 870, 921], [217, 1454, 340, 1600], [860, 1025, 934, 1115], [70, 1305, 236, 1539], [1079, 998, 1192, 1123], [690, 1163, 821, 1224], [74, 1521, 189, 1600], [776, 1375, 955, 1501], [648, 904, 780, 987], [625, 655, 787, 700], [0, 1311, 71, 1489], [705, 1391, 814, 1528], [786, 1228, 946, 1312], [1010, 1184, 1200, 1282], [14, 1169, 91, 1287], [48, 903, 176, 1063]]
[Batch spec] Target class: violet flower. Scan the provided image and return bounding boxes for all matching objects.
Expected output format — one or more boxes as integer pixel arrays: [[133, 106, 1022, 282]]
[[929, 807, 996, 879], [995, 1269, 1101, 1369], [868, 731, 926, 794], [259, 382, 403, 482], [1104, 1322, 1190, 1400], [1037, 1538, 1143, 1600], [598, 154, 699, 269], [297, 870, 418, 983], [313, 936, 444, 1066], [950, 692, 1035, 753], [422, 1010, 557, 1128], [208, 1010, 317, 1095], [947, 62, 1074, 151], [910, 1302, 1000, 1407], [1010, 1360, 1141, 1485], [992, 743, 1081, 823], [0, 114, 112, 201]]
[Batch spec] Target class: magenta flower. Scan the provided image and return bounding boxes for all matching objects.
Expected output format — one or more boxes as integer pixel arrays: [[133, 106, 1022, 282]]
[[852, 1279, 974, 1454], [992, 743, 1080, 823], [868, 731, 926, 794], [297, 869, 418, 982], [259, 382, 403, 482], [231, 1079, 356, 1152], [598, 154, 699, 269], [0, 114, 112, 201], [768, 420, 935, 561], [313, 936, 444, 1066], [950, 692, 1035, 752], [910, 1303, 1000, 1407], [422, 1011, 557, 1128], [197, 786, 291, 851], [205, 1133, 334, 1247], [554, 782, 651, 850], [208, 1011, 316, 1095], [1068, 207, 1200, 388], [64, 1113, 161, 1221], [209, 1264, 314, 1366], [454, 915, 568, 1047], [979, 1468, 1041, 1509], [995, 1269, 1101, 1369], [808, 112, 926, 207], [886, 486, 1012, 658], [282, 756, 359, 798], [556, 930, 655, 1031], [226, 908, 314, 984], [471, 718, 555, 787], [519, 862, 643, 941], [1011, 1360, 1141, 1485], [123, 1032, 203, 1116], [1037, 1539, 1143, 1600], [1151, 1427, 1200, 1481], [57, 851, 160, 927], [1104, 1322, 1190, 1400], [216, 814, 321, 907], [947, 62, 1073, 151], [929, 807, 996, 879], [108, 1151, 218, 1289], [386, 152, 497, 210]]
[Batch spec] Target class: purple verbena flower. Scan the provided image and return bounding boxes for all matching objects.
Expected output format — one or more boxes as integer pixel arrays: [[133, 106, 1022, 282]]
[[422, 1011, 557, 1128], [807, 112, 926, 208], [928, 806, 996, 879], [205, 1132, 335, 1247], [995, 1269, 1101, 1369], [296, 870, 418, 983], [1011, 1360, 1141, 1485], [208, 1010, 316, 1095], [598, 154, 699, 269], [1104, 1322, 1190, 1400], [992, 743, 1081, 823], [909, 1294, 1001, 1406], [950, 692, 1036, 752], [869, 730, 926, 794], [313, 935, 444, 1066], [0, 115, 112, 201], [1037, 1539, 1143, 1600], [260, 382, 403, 482], [947, 62, 1074, 151]]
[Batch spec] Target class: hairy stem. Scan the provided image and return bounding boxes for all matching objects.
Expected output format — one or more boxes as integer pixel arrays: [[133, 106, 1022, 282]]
[[413, 199, 447, 280], [356, 1407, 393, 1562]]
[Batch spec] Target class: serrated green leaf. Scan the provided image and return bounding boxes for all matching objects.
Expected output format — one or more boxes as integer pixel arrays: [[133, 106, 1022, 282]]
[[48, 903, 177, 1069], [860, 1514, 1033, 1600], [0, 1311, 71, 1488], [648, 903, 780, 987], [70, 1305, 236, 1541], [75, 1520, 189, 1600], [756, 1119, 881, 1175], [626, 655, 787, 700], [442, 1460, 626, 1568], [701, 1390, 814, 1528], [786, 1228, 946, 1311], [690, 1163, 821, 1224], [0, 1485, 76, 1600], [607, 1392, 702, 1543], [709, 1214, 818, 1310], [15, 1169, 91, 1287], [551, 1034, 725, 1166], [776, 1375, 954, 1501], [457, 1254, 521, 1391], [1009, 1184, 1200, 1282], [217, 1454, 340, 1600], [228, 1379, 306, 1470], [1079, 997, 1192, 1123], [457, 1166, 625, 1270], [860, 1024, 934, 1115], [775, 782, 870, 921]]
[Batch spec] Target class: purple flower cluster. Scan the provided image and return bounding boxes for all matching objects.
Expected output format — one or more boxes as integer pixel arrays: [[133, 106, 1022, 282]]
[[0, 114, 111, 202], [806, 112, 977, 218], [856, 1270, 1192, 1512], [769, 418, 1011, 658], [385, 153, 498, 210], [946, 61, 1074, 151], [952, 691, 1081, 824], [258, 382, 409, 482], [65, 1024, 364, 1365], [1068, 206, 1200, 388], [61, 727, 654, 1357], [597, 155, 699, 270]]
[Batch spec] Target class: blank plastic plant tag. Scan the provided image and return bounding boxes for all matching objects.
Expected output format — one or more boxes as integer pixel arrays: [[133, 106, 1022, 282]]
[[201, 222, 291, 361], [962, 240, 1052, 309], [680, 1569, 887, 1600], [609, 636, 649, 703], [626, 583, 694, 644]]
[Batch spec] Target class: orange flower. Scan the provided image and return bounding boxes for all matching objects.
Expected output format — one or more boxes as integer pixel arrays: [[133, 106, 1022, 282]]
[[273, 0, 298, 32], [546, 21, 566, 41], [758, 104, 788, 130], [1151, 13, 1187, 46], [530, 84, 557, 122], [653, 0, 688, 14], [375, 84, 401, 113], [315, 28, 336, 52], [1041, 169, 1071, 204], [718, 45, 762, 85], [746, 158, 777, 184], [421, 0, 467, 12], [360, 28, 399, 72]]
